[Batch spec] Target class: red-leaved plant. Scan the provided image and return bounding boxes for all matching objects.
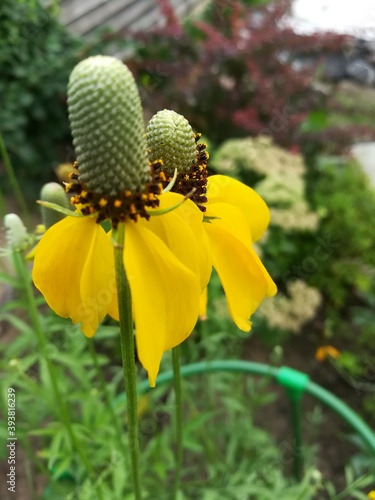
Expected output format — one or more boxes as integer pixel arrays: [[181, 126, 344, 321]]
[[121, 0, 375, 153]]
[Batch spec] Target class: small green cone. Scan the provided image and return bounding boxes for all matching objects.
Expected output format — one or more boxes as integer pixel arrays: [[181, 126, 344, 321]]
[[146, 110, 197, 176], [67, 56, 150, 196], [40, 183, 70, 229]]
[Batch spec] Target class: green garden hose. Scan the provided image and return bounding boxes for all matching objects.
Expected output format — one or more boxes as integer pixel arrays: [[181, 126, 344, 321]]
[[120, 359, 375, 480]]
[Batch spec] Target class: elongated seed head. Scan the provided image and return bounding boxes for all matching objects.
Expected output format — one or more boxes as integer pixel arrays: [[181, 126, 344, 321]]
[[67, 56, 150, 196]]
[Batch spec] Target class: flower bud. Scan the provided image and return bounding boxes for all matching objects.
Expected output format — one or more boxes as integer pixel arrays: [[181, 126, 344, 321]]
[[4, 214, 29, 250], [40, 182, 70, 229]]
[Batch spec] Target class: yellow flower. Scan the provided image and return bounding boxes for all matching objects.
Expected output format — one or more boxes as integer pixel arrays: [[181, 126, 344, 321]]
[[203, 174, 277, 331], [146, 111, 277, 332], [32, 57, 211, 386], [315, 345, 340, 362], [368, 491, 375, 499], [33, 193, 209, 386]]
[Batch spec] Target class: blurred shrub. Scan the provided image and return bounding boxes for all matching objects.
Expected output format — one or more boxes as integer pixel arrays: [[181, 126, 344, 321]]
[[0, 0, 83, 196], [309, 156, 375, 307], [304, 155, 375, 396], [211, 136, 322, 335], [211, 138, 375, 423], [126, 0, 375, 153], [212, 137, 375, 345], [212, 136, 319, 232], [258, 279, 322, 334]]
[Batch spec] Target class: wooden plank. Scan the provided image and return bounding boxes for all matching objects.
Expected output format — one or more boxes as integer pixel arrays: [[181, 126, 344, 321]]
[[60, 0, 108, 25], [63, 0, 150, 35], [89, 0, 156, 34], [60, 0, 201, 36], [106, 0, 198, 33]]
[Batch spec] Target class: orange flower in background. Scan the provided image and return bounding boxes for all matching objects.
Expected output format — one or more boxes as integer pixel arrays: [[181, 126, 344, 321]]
[[315, 345, 340, 362]]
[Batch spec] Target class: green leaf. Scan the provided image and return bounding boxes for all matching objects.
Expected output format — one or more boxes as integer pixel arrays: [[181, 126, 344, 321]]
[[49, 429, 67, 470], [0, 272, 21, 287], [36, 200, 79, 217], [0, 313, 34, 335]]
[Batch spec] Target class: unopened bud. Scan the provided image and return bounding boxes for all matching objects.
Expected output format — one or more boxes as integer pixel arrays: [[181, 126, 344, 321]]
[[4, 214, 29, 250], [40, 182, 70, 228]]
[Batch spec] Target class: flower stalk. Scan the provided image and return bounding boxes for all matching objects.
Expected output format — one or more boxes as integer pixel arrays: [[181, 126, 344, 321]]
[[0, 133, 29, 223], [86, 338, 129, 461], [113, 223, 142, 500], [172, 346, 183, 499], [0, 185, 6, 218]]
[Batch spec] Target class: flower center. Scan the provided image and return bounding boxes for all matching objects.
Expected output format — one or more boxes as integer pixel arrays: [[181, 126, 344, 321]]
[[65, 160, 165, 227], [155, 133, 209, 212]]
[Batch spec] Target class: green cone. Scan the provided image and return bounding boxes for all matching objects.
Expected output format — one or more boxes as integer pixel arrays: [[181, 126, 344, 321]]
[[68, 56, 150, 196], [146, 110, 197, 176]]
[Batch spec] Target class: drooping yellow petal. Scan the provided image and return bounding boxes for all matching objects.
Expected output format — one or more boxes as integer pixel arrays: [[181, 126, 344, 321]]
[[32, 216, 115, 337], [205, 226, 265, 331], [206, 202, 276, 297], [248, 244, 277, 298], [33, 217, 83, 319], [108, 192, 211, 322], [205, 201, 251, 247], [79, 225, 117, 337], [105, 231, 120, 322], [146, 192, 211, 292], [124, 221, 201, 386], [207, 175, 270, 242], [199, 288, 208, 320], [107, 286, 119, 321], [204, 202, 276, 331]]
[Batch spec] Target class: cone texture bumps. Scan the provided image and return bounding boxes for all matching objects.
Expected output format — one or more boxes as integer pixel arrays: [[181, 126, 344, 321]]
[[67, 56, 150, 196], [146, 110, 197, 175]]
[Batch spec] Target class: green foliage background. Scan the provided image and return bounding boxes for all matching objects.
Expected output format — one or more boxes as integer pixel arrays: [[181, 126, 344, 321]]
[[0, 0, 83, 196], [1, 0, 375, 497]]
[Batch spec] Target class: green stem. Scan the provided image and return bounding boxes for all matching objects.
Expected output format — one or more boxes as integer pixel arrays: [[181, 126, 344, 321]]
[[171, 346, 183, 499], [113, 223, 142, 500], [15, 251, 103, 499], [287, 393, 303, 481], [0, 183, 6, 218], [0, 133, 29, 224], [86, 338, 129, 459]]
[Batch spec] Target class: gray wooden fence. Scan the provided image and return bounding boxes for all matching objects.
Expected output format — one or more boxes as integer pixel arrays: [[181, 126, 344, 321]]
[[60, 0, 202, 36]]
